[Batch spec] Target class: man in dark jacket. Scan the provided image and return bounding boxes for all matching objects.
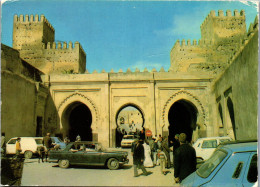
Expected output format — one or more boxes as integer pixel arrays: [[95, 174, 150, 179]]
[[174, 133, 196, 183], [133, 139, 148, 177], [43, 133, 53, 161]]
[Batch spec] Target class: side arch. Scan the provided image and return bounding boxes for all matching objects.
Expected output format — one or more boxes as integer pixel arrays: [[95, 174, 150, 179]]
[[57, 92, 99, 134], [162, 90, 206, 137]]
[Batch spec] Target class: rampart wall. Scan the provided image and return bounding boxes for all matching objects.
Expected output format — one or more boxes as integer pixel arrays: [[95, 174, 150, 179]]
[[211, 17, 258, 139], [1, 44, 51, 141], [12, 14, 86, 74], [170, 10, 248, 74]]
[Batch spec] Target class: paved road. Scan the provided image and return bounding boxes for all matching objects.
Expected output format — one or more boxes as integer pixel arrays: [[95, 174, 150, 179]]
[[21, 148, 179, 186]]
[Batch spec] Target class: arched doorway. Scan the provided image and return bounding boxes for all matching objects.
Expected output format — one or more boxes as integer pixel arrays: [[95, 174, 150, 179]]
[[115, 105, 144, 147], [62, 101, 92, 141], [227, 97, 236, 139], [168, 99, 198, 142]]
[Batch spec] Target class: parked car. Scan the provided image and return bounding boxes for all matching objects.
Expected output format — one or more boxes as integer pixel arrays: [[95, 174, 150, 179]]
[[6, 137, 43, 159], [121, 135, 138, 148], [51, 137, 66, 149], [181, 140, 258, 186], [49, 141, 129, 169], [193, 136, 232, 160]]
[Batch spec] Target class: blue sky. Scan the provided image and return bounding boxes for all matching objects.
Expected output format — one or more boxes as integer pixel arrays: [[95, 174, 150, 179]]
[[1, 0, 258, 73]]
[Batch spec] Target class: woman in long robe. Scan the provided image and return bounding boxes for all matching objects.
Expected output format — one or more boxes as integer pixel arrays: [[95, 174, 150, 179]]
[[143, 141, 154, 167]]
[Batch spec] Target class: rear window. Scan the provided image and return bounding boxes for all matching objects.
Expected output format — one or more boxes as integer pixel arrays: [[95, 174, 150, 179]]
[[8, 139, 17, 144], [202, 140, 217, 148], [35, 139, 43, 144], [197, 150, 227, 178]]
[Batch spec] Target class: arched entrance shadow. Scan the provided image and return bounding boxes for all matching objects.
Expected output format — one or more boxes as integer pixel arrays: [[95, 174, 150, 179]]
[[168, 99, 198, 142], [227, 97, 236, 139], [115, 104, 145, 147], [62, 101, 92, 141]]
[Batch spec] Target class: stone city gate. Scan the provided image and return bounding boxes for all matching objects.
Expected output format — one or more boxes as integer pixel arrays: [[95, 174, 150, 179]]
[[44, 72, 212, 148]]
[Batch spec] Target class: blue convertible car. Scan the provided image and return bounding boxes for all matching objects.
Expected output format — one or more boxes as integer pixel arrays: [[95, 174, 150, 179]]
[[181, 140, 258, 186], [49, 141, 129, 170]]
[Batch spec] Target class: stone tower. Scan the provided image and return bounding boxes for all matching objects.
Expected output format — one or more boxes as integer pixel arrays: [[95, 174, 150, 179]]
[[12, 14, 86, 74], [170, 10, 247, 74]]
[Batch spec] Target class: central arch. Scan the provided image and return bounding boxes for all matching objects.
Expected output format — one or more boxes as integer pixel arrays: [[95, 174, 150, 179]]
[[168, 99, 198, 142], [61, 101, 92, 141], [115, 104, 145, 147]]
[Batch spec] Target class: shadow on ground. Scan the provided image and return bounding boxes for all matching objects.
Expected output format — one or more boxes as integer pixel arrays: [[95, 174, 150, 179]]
[[50, 163, 133, 170], [1, 157, 24, 186]]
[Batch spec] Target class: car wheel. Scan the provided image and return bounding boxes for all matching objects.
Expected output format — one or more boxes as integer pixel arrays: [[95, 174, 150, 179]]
[[24, 151, 33, 159], [58, 159, 70, 168], [107, 158, 119, 170]]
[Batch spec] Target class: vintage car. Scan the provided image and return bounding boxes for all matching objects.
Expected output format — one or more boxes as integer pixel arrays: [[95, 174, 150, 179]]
[[181, 140, 258, 186], [49, 141, 129, 170]]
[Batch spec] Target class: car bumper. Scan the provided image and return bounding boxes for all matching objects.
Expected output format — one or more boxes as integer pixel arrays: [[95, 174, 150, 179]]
[[120, 159, 129, 164], [121, 144, 132, 147]]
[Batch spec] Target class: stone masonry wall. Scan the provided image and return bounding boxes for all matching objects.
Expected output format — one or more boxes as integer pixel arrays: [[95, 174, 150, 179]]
[[1, 44, 49, 140], [211, 18, 258, 140]]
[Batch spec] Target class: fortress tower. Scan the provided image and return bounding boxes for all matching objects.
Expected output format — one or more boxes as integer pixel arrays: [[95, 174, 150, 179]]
[[12, 14, 86, 74], [170, 10, 247, 74]]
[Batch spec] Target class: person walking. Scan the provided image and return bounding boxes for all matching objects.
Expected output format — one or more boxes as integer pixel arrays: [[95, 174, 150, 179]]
[[174, 133, 196, 183], [133, 139, 148, 177], [12, 137, 22, 160], [43, 133, 53, 161], [161, 136, 171, 168], [172, 134, 180, 166], [143, 140, 153, 167], [158, 149, 168, 175]]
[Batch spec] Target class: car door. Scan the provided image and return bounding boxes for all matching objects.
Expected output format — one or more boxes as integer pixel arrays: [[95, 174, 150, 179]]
[[83, 144, 101, 165], [242, 153, 258, 187], [67, 143, 85, 164], [208, 152, 252, 186], [6, 138, 17, 154]]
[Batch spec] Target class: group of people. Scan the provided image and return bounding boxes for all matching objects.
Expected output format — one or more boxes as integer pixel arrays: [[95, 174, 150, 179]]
[[131, 132, 197, 183]]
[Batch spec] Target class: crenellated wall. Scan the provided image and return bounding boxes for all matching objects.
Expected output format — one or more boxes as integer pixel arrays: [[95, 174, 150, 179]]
[[170, 10, 247, 74], [13, 14, 55, 50], [12, 14, 86, 74]]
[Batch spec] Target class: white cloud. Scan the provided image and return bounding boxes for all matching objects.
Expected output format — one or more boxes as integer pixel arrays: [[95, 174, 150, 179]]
[[154, 14, 202, 38], [1, 0, 19, 5], [239, 1, 259, 12]]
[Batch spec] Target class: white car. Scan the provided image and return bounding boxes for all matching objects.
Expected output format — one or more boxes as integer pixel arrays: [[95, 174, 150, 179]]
[[6, 137, 43, 158], [193, 136, 232, 161], [121, 135, 138, 148]]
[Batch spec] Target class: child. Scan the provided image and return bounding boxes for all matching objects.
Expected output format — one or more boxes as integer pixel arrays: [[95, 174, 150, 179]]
[[158, 149, 168, 175]]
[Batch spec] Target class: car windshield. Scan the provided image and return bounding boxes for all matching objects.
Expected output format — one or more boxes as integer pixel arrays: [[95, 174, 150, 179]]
[[197, 150, 227, 178], [219, 139, 231, 143], [95, 143, 106, 152]]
